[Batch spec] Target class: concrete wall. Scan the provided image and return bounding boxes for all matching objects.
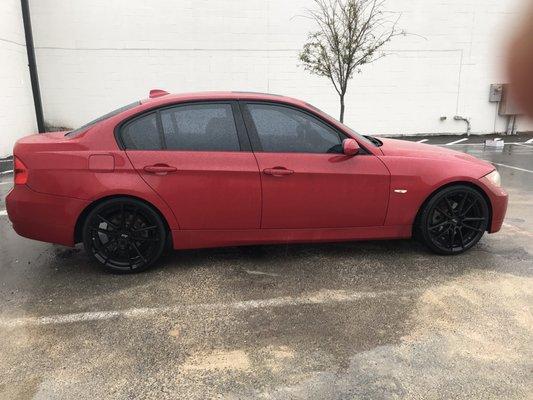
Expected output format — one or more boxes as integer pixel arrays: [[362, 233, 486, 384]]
[[0, 0, 37, 158], [22, 0, 533, 137]]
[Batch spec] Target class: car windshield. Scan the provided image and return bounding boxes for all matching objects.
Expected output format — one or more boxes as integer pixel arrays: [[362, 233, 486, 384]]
[[304, 102, 377, 147], [65, 101, 141, 137]]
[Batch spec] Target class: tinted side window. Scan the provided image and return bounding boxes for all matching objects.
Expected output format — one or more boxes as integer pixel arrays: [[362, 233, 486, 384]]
[[121, 113, 161, 150], [247, 103, 342, 153], [160, 104, 240, 151], [67, 101, 141, 137]]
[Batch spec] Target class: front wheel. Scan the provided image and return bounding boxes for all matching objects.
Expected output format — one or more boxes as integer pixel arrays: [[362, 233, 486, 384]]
[[82, 198, 166, 273], [418, 185, 489, 254]]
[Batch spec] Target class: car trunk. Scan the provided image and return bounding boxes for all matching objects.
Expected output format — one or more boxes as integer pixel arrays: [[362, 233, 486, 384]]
[[12, 131, 87, 195]]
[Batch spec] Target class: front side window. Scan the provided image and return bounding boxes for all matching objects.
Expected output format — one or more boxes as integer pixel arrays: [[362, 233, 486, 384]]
[[121, 113, 161, 150], [246, 103, 343, 153], [160, 103, 240, 151]]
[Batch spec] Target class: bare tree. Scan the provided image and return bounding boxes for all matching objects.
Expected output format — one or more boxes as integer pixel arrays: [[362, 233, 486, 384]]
[[299, 0, 403, 122]]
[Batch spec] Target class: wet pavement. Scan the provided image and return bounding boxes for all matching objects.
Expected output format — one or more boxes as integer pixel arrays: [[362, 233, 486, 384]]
[[0, 141, 532, 399]]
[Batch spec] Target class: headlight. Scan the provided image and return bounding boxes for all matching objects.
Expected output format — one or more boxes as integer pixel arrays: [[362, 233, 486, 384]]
[[484, 169, 501, 187]]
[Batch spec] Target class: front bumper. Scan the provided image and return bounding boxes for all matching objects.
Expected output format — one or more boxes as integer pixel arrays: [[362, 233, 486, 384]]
[[6, 185, 89, 246], [479, 177, 508, 233]]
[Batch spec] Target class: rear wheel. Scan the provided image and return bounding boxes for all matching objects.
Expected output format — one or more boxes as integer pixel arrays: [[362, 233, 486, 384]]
[[418, 185, 489, 254], [82, 198, 166, 272]]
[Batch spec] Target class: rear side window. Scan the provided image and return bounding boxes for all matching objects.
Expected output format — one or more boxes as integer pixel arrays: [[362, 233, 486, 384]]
[[121, 113, 161, 150], [160, 103, 240, 151], [67, 101, 141, 137], [246, 103, 343, 153]]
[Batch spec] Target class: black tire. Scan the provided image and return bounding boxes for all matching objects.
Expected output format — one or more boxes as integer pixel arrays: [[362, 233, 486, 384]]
[[418, 185, 489, 255], [82, 197, 166, 273]]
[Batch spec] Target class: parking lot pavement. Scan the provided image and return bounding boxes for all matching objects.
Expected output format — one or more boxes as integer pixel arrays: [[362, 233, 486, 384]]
[[0, 142, 532, 399], [395, 132, 533, 146]]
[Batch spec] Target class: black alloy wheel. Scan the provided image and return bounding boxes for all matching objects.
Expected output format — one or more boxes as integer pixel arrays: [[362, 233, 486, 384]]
[[83, 198, 166, 272], [418, 185, 489, 254]]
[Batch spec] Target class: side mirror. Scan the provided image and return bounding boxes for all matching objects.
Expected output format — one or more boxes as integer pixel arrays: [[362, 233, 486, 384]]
[[343, 138, 360, 156]]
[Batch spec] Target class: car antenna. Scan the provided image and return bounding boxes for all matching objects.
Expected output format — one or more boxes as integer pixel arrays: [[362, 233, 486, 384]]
[[149, 89, 169, 98]]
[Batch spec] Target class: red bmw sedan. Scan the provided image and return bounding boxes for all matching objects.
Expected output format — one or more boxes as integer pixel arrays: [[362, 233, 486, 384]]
[[6, 91, 508, 272]]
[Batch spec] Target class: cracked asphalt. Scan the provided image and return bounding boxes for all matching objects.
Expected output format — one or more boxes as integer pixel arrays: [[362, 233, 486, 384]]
[[0, 140, 532, 399]]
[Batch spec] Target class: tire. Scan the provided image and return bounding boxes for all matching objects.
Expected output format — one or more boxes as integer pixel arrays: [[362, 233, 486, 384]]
[[417, 185, 489, 255], [82, 197, 166, 273]]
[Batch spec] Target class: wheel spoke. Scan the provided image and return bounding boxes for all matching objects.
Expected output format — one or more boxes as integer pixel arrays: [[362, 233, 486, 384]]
[[449, 227, 457, 249], [92, 227, 116, 236], [458, 228, 465, 249], [120, 204, 126, 229], [462, 217, 485, 222], [436, 206, 453, 219], [429, 221, 450, 231], [444, 196, 455, 214], [130, 207, 140, 230], [461, 199, 477, 216], [97, 214, 118, 230], [462, 223, 483, 233], [132, 225, 157, 233], [458, 193, 468, 215], [132, 235, 159, 243], [103, 238, 117, 249], [131, 242, 147, 263], [438, 224, 454, 238]]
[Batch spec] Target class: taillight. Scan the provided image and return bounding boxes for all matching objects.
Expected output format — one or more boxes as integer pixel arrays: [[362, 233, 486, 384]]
[[14, 156, 28, 185]]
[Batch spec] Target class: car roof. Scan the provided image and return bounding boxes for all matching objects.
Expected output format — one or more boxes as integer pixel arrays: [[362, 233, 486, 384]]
[[141, 91, 309, 108]]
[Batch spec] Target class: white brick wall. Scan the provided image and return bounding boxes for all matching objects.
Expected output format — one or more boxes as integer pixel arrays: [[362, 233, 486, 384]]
[[4, 0, 533, 153], [0, 0, 37, 158]]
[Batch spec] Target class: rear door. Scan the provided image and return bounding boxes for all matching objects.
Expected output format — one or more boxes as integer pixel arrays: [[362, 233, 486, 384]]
[[122, 101, 261, 230], [241, 102, 390, 229]]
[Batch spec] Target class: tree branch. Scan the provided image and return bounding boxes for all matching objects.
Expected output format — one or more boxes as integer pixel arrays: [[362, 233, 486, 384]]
[[299, 0, 404, 120]]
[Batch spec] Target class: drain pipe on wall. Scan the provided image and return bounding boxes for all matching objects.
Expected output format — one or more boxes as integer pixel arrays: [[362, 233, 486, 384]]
[[453, 115, 471, 136], [21, 0, 45, 133]]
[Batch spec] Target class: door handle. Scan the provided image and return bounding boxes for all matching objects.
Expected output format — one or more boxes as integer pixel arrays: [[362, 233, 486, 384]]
[[263, 167, 294, 177], [143, 164, 177, 174]]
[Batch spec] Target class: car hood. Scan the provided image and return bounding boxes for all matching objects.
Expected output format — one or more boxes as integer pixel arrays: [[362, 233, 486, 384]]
[[378, 137, 494, 168]]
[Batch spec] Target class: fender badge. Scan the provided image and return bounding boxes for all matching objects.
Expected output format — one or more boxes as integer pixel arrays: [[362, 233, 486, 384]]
[[394, 189, 408, 194]]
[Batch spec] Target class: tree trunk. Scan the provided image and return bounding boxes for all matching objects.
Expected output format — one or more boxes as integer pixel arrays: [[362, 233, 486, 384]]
[[339, 94, 345, 123]]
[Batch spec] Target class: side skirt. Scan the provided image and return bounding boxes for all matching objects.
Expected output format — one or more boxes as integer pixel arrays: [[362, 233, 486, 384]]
[[171, 225, 412, 250]]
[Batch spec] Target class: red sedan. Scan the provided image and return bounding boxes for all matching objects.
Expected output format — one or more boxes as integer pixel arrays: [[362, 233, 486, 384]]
[[6, 91, 508, 272]]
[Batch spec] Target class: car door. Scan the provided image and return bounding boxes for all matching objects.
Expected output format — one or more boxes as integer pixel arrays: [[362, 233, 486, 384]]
[[241, 102, 390, 229], [122, 101, 261, 230]]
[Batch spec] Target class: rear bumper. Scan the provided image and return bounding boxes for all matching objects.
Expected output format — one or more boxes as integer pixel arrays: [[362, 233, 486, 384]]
[[479, 177, 508, 233], [6, 185, 89, 246]]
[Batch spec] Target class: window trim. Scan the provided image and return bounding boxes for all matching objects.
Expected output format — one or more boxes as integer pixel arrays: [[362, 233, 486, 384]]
[[239, 101, 369, 155], [115, 100, 251, 152]]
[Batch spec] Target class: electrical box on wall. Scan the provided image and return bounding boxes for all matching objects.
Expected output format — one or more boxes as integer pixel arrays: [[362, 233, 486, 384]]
[[499, 84, 521, 116], [489, 84, 503, 102]]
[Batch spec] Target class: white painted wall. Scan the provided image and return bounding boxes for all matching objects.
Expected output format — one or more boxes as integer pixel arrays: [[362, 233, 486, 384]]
[[0, 0, 37, 158], [19, 0, 533, 139]]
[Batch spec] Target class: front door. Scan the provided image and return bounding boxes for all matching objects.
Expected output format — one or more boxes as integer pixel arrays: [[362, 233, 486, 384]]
[[122, 102, 261, 230], [241, 102, 390, 229]]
